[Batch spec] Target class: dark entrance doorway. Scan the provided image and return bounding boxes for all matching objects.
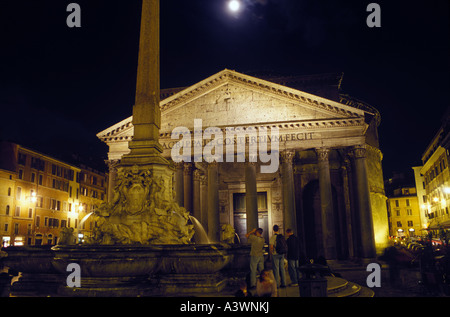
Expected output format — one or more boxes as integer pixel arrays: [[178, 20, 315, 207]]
[[300, 179, 343, 260], [233, 192, 269, 243], [301, 180, 321, 259]]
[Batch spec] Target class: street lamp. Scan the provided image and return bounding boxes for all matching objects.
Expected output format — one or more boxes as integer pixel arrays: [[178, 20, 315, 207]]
[[30, 191, 37, 203]]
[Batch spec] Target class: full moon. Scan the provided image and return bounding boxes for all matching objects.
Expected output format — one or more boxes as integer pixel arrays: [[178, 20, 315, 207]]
[[228, 0, 241, 12]]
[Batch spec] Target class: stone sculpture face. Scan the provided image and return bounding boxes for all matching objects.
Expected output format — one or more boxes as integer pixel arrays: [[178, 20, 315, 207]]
[[88, 165, 194, 245]]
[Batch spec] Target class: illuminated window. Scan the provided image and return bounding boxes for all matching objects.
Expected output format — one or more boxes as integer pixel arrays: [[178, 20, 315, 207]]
[[16, 187, 22, 200]]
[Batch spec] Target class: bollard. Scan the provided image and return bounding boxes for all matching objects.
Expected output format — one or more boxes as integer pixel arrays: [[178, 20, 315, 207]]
[[297, 260, 328, 297]]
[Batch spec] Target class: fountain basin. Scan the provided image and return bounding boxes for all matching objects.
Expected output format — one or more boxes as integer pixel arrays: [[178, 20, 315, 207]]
[[1, 246, 64, 296], [2, 243, 250, 296], [52, 245, 163, 277], [158, 244, 232, 274], [2, 246, 57, 274]]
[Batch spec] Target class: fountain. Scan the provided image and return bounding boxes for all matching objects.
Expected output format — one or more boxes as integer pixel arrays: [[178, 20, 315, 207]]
[[2, 162, 238, 296], [0, 0, 249, 296], [49, 166, 234, 296], [190, 216, 211, 244]]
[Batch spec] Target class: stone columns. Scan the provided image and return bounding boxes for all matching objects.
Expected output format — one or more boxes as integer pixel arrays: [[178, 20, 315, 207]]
[[316, 147, 337, 259], [207, 162, 220, 242], [173, 162, 184, 207], [193, 169, 202, 221], [245, 162, 259, 232], [183, 163, 193, 213], [341, 158, 354, 258], [281, 150, 296, 234], [352, 145, 376, 258]]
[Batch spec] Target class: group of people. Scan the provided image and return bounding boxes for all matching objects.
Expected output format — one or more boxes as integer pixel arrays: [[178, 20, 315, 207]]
[[239, 225, 300, 297]]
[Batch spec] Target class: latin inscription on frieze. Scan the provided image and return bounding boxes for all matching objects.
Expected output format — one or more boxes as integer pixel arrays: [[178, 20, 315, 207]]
[[160, 132, 316, 150]]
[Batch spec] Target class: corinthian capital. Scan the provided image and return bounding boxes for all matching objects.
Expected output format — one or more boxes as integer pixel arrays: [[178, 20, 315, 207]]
[[200, 174, 207, 186], [183, 162, 193, 175], [280, 150, 295, 164], [174, 162, 184, 170], [353, 144, 367, 159], [193, 169, 202, 181], [315, 147, 330, 162], [206, 161, 219, 169]]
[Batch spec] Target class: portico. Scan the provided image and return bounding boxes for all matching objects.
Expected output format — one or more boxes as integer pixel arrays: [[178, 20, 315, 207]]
[[97, 69, 389, 259]]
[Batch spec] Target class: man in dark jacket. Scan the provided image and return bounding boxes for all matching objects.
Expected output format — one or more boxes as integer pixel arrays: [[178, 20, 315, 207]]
[[286, 228, 299, 286]]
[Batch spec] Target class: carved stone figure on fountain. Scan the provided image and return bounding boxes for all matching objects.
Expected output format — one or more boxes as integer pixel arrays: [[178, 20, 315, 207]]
[[221, 224, 236, 244], [59, 227, 77, 245], [88, 165, 194, 245]]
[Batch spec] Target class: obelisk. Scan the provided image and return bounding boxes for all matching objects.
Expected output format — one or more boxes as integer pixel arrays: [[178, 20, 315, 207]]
[[86, 0, 194, 246], [121, 0, 169, 167]]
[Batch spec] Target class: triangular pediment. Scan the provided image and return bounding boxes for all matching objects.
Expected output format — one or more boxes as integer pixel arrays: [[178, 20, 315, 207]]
[[97, 69, 366, 140]]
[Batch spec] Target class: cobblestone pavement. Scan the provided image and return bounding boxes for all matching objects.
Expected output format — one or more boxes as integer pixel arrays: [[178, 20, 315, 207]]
[[329, 262, 446, 297]]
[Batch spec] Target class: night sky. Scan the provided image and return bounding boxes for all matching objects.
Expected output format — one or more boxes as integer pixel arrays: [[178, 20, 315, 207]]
[[0, 0, 449, 178]]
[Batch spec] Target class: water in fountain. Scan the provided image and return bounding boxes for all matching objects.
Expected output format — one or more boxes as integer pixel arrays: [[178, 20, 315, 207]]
[[79, 212, 93, 227], [234, 232, 241, 244], [77, 212, 94, 243], [189, 216, 211, 244]]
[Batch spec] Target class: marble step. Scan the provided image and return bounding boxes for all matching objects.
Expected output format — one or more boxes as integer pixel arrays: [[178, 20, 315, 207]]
[[326, 276, 374, 297]]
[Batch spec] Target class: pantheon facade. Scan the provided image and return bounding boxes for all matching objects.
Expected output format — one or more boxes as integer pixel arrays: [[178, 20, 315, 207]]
[[97, 69, 389, 259]]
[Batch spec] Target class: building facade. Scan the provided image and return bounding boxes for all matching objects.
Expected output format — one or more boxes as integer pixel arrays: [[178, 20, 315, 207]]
[[0, 142, 108, 246], [0, 168, 16, 247], [419, 124, 450, 233], [412, 166, 429, 231], [97, 69, 389, 259], [386, 187, 422, 238]]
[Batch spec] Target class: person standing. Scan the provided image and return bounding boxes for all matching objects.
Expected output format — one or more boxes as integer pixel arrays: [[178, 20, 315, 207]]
[[286, 228, 299, 286], [269, 225, 287, 288], [245, 228, 265, 289]]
